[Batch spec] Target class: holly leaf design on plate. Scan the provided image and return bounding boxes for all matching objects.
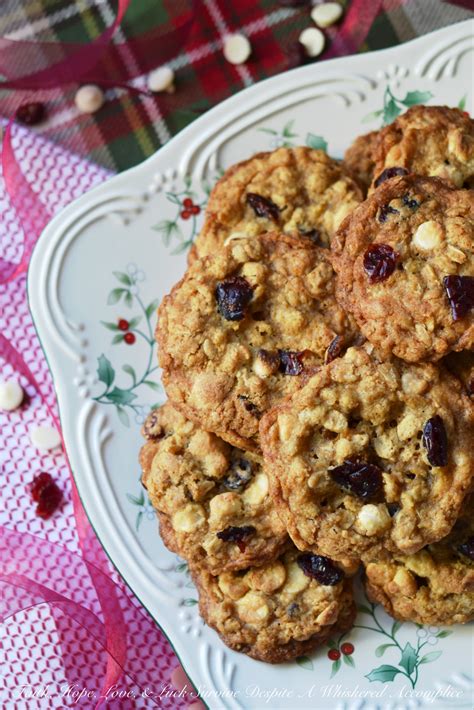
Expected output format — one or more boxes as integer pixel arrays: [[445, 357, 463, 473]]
[[183, 598, 198, 607], [116, 406, 130, 427], [419, 651, 442, 665], [399, 642, 418, 675], [383, 98, 402, 125], [401, 90, 433, 107], [306, 133, 328, 151], [296, 656, 313, 671], [145, 299, 160, 319], [458, 95, 467, 111], [97, 354, 115, 388], [436, 630, 452, 638], [113, 271, 133, 286], [330, 658, 341, 678], [105, 387, 137, 406], [366, 665, 401, 683], [107, 288, 126, 305], [375, 643, 395, 657], [343, 654, 355, 668]]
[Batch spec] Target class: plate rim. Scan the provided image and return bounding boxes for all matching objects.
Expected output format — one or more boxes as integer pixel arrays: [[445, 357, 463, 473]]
[[27, 19, 474, 710]]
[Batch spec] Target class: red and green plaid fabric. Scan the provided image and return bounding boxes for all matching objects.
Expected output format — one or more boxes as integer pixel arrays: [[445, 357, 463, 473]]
[[1, 0, 472, 172]]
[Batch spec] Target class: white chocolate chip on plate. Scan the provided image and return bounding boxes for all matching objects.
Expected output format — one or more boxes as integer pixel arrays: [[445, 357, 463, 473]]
[[299, 27, 325, 58], [223, 34, 252, 65], [30, 425, 62, 452], [0, 380, 24, 411], [147, 66, 175, 93], [412, 220, 443, 251], [311, 3, 344, 29], [75, 84, 105, 114]]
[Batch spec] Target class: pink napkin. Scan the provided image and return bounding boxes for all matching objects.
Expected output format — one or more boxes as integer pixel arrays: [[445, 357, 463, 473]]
[[0, 126, 190, 708]]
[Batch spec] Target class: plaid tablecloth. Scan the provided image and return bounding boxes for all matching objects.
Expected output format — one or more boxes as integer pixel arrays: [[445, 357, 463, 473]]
[[1, 0, 472, 172], [1, 1, 473, 708]]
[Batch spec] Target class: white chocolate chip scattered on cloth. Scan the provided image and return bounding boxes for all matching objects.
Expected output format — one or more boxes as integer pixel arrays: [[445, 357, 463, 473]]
[[223, 34, 252, 65], [311, 2, 344, 29], [0, 380, 24, 411], [147, 66, 175, 93], [30, 425, 62, 451], [75, 84, 105, 114], [299, 27, 325, 58]]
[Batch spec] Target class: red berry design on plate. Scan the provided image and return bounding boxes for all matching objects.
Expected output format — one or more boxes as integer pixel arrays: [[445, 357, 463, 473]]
[[341, 642, 354, 656], [118, 318, 129, 331], [191, 205, 201, 215], [183, 197, 193, 208], [328, 649, 340, 661], [124, 332, 136, 345], [181, 210, 191, 220], [29, 472, 63, 519]]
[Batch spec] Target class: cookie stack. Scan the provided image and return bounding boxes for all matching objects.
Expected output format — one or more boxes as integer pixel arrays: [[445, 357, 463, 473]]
[[141, 106, 474, 663]]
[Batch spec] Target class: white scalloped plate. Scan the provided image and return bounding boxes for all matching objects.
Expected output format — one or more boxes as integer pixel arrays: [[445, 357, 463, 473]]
[[29, 21, 474, 710]]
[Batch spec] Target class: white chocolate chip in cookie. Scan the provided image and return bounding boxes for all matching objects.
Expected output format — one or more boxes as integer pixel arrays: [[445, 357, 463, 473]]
[[172, 503, 206, 533], [283, 561, 310, 594], [245, 561, 286, 593], [355, 504, 391, 536], [242, 472, 269, 505], [218, 572, 249, 600], [208, 493, 243, 526], [236, 591, 270, 624], [392, 567, 418, 597], [412, 220, 443, 251]]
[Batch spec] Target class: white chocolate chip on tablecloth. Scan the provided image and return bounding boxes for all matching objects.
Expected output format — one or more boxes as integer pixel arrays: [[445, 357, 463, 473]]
[[0, 380, 24, 411], [30, 425, 62, 452], [75, 84, 105, 114], [223, 34, 252, 65], [311, 3, 344, 29], [147, 66, 175, 93], [299, 27, 325, 58]]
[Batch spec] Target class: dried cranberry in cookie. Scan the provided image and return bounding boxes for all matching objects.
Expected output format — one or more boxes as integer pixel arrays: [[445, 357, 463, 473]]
[[158, 232, 357, 451], [332, 175, 474, 362], [192, 147, 363, 260], [260, 346, 474, 566], [191, 547, 355, 662], [140, 404, 287, 574]]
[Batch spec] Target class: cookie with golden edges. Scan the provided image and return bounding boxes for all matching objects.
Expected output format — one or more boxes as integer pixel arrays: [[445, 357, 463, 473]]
[[140, 403, 287, 574], [158, 232, 358, 452], [260, 346, 474, 566]]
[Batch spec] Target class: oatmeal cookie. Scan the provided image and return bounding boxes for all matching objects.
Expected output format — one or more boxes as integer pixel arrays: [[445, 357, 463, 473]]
[[158, 232, 358, 452], [371, 105, 474, 190], [192, 147, 363, 259], [365, 501, 474, 625], [191, 547, 356, 662], [344, 130, 379, 194], [443, 351, 474, 398], [260, 346, 474, 566], [140, 404, 287, 574], [332, 175, 474, 362]]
